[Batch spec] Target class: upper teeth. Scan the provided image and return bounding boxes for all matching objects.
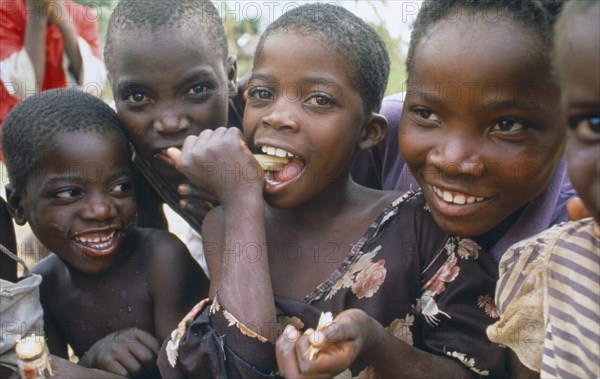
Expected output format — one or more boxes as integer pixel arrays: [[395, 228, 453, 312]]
[[432, 186, 484, 205], [74, 231, 115, 244], [261, 145, 294, 158]]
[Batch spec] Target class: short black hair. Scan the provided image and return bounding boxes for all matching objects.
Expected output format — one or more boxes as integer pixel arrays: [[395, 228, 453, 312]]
[[2, 89, 128, 193], [406, 0, 564, 78], [104, 0, 228, 69], [255, 3, 390, 115]]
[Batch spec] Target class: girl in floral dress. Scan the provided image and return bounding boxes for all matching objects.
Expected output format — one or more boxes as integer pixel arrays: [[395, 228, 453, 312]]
[[153, 1, 559, 377]]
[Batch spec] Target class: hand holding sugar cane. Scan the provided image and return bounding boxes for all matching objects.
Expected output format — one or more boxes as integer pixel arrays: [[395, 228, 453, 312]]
[[165, 128, 267, 207], [167, 148, 289, 172]]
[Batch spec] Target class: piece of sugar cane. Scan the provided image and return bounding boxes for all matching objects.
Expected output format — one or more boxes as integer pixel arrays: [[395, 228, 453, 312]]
[[16, 334, 52, 378], [253, 154, 289, 172], [306, 311, 333, 361], [165, 148, 289, 172]]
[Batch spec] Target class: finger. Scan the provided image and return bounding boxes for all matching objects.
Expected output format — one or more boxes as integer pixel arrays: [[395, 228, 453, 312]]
[[179, 199, 211, 220], [276, 325, 303, 378], [102, 356, 135, 377], [567, 196, 591, 221], [130, 328, 161, 354], [178, 184, 219, 204], [114, 352, 147, 378], [129, 345, 159, 378], [166, 147, 182, 167]]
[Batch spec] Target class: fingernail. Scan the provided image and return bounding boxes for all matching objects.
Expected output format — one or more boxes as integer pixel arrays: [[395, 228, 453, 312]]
[[311, 330, 322, 345], [285, 325, 299, 340], [178, 184, 190, 195]]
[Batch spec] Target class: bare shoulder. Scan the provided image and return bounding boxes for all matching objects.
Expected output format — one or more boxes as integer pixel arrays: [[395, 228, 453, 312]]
[[130, 227, 199, 271], [31, 254, 68, 290]]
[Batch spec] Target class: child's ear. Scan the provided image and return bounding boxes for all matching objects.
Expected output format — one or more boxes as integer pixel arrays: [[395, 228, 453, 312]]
[[358, 113, 388, 150], [226, 55, 238, 97], [5, 184, 26, 226]]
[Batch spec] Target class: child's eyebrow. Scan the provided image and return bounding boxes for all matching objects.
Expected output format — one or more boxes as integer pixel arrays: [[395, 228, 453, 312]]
[[248, 73, 275, 83], [174, 70, 219, 90], [486, 100, 543, 112], [43, 174, 85, 186], [107, 169, 132, 182], [406, 90, 440, 104], [248, 73, 342, 92], [115, 81, 151, 94], [566, 100, 600, 108]]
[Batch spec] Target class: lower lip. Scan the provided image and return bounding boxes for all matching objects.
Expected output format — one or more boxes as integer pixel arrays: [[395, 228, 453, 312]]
[[155, 152, 175, 167]]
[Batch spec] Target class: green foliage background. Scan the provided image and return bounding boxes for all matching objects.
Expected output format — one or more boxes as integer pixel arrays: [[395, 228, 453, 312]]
[[77, 0, 408, 97]]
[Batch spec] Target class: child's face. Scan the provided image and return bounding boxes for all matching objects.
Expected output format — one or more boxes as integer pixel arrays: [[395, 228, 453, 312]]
[[109, 32, 236, 183], [400, 18, 564, 238], [244, 32, 367, 208], [557, 6, 600, 224], [15, 131, 136, 274]]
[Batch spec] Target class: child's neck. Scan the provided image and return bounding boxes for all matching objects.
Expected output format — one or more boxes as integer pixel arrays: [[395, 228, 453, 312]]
[[270, 180, 370, 225], [473, 205, 526, 251]]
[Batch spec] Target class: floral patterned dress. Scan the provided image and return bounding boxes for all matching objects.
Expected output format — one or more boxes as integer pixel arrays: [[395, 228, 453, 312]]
[[158, 191, 506, 378]]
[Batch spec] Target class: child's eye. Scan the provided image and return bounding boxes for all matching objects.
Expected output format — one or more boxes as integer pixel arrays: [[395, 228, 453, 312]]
[[111, 181, 132, 194], [491, 119, 528, 133], [125, 92, 150, 104], [414, 108, 440, 122], [570, 115, 600, 138], [306, 94, 334, 107], [54, 188, 80, 199], [247, 87, 274, 102], [187, 84, 206, 96]]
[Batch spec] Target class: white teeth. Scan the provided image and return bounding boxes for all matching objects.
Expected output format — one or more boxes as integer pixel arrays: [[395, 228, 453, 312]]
[[453, 194, 466, 205], [259, 145, 295, 159], [433, 186, 485, 205], [442, 191, 453, 202], [74, 231, 116, 250]]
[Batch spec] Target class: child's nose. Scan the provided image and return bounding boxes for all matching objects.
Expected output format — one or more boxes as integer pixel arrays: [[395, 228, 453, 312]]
[[429, 139, 485, 177], [153, 110, 191, 134], [260, 99, 300, 132], [80, 193, 118, 221]]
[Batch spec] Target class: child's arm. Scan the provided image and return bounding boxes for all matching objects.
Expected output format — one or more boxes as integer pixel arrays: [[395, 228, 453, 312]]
[[0, 197, 17, 282], [31, 261, 70, 360], [172, 128, 277, 341], [277, 309, 479, 379]]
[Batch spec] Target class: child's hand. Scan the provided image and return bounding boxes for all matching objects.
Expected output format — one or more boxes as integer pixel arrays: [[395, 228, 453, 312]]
[[168, 127, 264, 206], [276, 309, 375, 378], [78, 327, 160, 378], [176, 182, 219, 219]]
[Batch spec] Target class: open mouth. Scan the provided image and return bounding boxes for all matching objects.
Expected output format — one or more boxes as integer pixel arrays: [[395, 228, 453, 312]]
[[431, 185, 486, 205], [72, 230, 119, 257], [155, 149, 178, 167], [257, 145, 306, 186]]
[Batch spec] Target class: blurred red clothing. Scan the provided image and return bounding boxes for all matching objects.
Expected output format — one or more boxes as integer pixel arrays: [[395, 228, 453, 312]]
[[0, 0, 102, 159]]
